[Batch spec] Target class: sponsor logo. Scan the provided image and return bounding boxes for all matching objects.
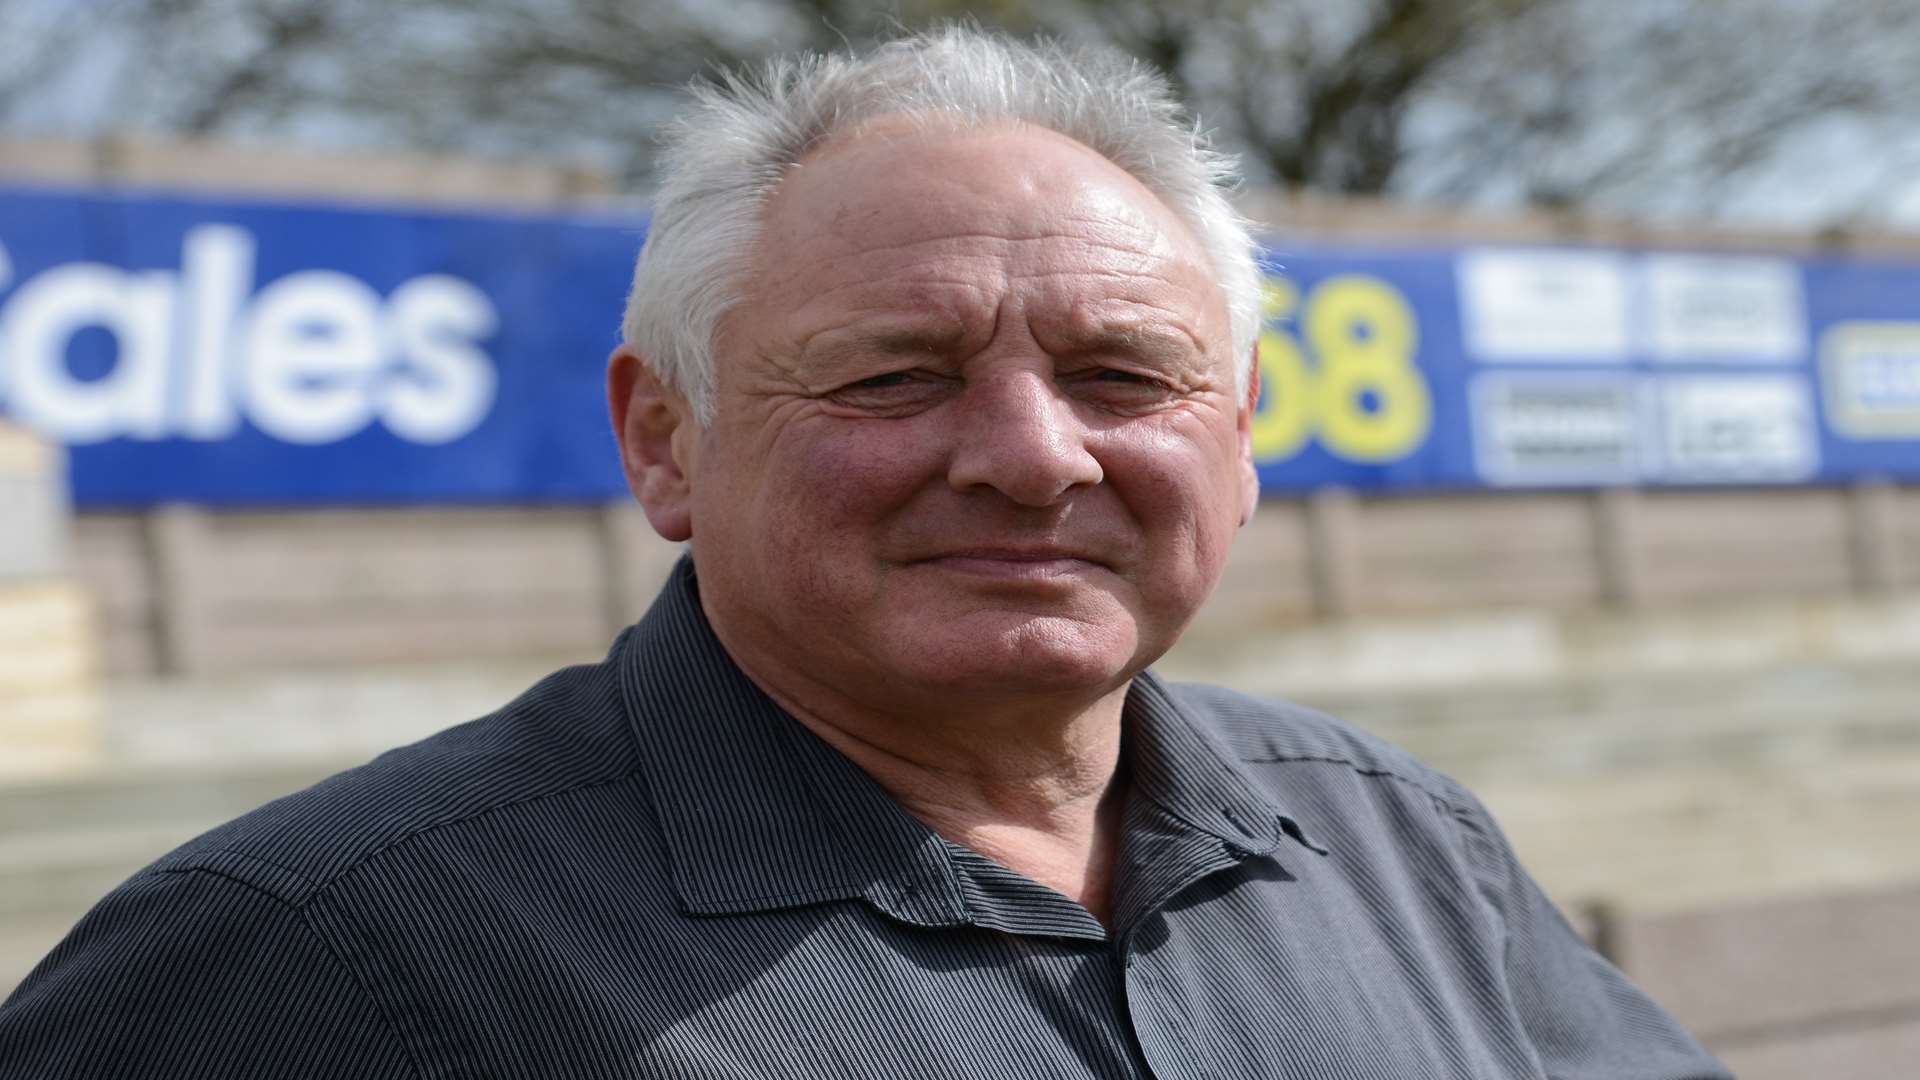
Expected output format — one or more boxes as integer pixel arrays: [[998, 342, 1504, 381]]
[[1472, 374, 1639, 485], [0, 224, 498, 445], [1821, 321, 1920, 439]]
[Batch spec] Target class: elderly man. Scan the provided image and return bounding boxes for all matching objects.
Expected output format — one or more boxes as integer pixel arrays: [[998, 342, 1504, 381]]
[[1, 28, 1725, 1079]]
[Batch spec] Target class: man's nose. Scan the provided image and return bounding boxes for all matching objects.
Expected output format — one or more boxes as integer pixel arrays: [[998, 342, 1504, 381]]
[[945, 370, 1104, 506]]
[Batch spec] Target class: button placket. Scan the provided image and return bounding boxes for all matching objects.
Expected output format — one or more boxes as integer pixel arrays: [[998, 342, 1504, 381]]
[[1121, 917, 1210, 1080]]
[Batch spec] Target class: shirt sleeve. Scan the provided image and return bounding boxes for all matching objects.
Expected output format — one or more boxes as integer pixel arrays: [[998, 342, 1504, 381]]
[[1448, 790, 1733, 1080], [0, 865, 419, 1080]]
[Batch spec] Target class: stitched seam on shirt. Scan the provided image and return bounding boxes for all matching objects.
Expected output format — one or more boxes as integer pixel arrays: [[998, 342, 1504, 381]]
[[686, 884, 881, 912], [152, 865, 428, 1080], [1433, 796, 1509, 900], [159, 846, 320, 899], [1242, 757, 1517, 951], [302, 771, 647, 904], [1137, 786, 1237, 840], [1238, 753, 1470, 814], [295, 902, 430, 1080]]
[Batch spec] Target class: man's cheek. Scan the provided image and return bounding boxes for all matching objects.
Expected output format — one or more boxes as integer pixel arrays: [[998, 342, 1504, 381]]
[[796, 430, 937, 508]]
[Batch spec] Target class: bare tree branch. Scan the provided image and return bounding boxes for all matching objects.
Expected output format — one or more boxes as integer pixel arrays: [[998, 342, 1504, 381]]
[[5, 0, 1917, 228]]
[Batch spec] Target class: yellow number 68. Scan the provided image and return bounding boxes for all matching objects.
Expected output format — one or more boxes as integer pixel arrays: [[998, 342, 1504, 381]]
[[1251, 274, 1432, 464]]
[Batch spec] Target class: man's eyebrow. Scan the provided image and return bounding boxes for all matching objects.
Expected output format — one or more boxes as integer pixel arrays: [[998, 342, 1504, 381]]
[[1052, 320, 1205, 363], [797, 324, 970, 367]]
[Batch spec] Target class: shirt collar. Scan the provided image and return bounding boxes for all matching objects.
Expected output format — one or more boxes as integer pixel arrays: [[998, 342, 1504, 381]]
[[616, 556, 1323, 932], [616, 556, 969, 926], [1122, 673, 1329, 860]]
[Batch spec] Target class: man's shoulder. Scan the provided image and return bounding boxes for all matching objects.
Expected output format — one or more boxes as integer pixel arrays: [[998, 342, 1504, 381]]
[[150, 651, 643, 905], [1164, 680, 1470, 813]]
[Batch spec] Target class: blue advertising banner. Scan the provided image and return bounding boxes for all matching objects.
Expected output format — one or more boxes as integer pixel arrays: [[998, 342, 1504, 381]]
[[2, 183, 1916, 506]]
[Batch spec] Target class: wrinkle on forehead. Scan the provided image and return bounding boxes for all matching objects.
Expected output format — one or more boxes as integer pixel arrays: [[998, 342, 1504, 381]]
[[767, 116, 1209, 267], [719, 118, 1233, 390]]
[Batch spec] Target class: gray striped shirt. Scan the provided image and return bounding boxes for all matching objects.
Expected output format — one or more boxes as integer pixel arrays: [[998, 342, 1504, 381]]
[[1, 559, 1728, 1078]]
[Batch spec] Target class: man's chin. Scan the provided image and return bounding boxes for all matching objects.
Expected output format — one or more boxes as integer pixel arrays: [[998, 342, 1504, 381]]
[[875, 610, 1151, 698]]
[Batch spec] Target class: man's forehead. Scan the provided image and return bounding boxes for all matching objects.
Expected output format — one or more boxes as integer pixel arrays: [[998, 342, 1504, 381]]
[[761, 117, 1208, 267]]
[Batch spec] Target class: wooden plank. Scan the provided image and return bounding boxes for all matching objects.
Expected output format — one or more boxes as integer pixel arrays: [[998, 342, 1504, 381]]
[[205, 539, 606, 606], [1637, 490, 1851, 545], [1848, 479, 1902, 592], [1895, 486, 1920, 587], [0, 581, 101, 773], [71, 515, 153, 620], [1359, 494, 1596, 552], [97, 625, 158, 679], [1716, 1014, 1920, 1080], [0, 591, 90, 700], [0, 423, 67, 581], [0, 139, 99, 184], [58, 488, 1918, 675], [1355, 493, 1599, 612], [1356, 567, 1600, 613], [146, 506, 211, 677], [1591, 488, 1645, 608], [1244, 189, 1920, 259], [1203, 503, 1315, 628], [210, 506, 599, 537], [1604, 882, 1920, 1040], [1239, 502, 1314, 557], [596, 503, 682, 634], [96, 136, 613, 209], [200, 508, 606, 605], [1304, 489, 1359, 618], [1644, 553, 1854, 601], [70, 515, 160, 677], [201, 603, 608, 670], [1638, 489, 1853, 600]]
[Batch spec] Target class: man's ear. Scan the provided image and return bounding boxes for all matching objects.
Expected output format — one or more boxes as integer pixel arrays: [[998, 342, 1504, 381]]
[[607, 344, 696, 542], [1236, 348, 1261, 526]]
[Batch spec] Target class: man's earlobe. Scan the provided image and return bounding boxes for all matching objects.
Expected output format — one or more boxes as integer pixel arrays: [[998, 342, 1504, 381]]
[[607, 345, 695, 542]]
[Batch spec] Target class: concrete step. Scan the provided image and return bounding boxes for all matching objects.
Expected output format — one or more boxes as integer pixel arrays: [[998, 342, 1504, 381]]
[[1486, 756, 1920, 914], [0, 822, 219, 922], [4, 654, 1917, 1002], [1301, 659, 1919, 724], [0, 758, 360, 836], [1298, 661, 1920, 780], [0, 760, 359, 930]]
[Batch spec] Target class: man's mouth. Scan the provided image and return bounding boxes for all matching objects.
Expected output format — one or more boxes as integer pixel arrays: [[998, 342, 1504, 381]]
[[917, 549, 1110, 578]]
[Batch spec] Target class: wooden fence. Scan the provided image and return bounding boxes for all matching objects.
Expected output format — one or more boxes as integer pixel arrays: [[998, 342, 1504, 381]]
[[1595, 882, 1920, 1080], [8, 138, 1920, 675], [69, 482, 1918, 677]]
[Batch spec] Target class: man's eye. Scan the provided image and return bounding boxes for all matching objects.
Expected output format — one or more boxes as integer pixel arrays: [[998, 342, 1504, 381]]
[[1094, 369, 1155, 384], [826, 370, 949, 414]]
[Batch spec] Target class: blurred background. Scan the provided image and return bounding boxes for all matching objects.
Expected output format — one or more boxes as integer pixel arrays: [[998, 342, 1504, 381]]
[[3, 1, 1919, 1074]]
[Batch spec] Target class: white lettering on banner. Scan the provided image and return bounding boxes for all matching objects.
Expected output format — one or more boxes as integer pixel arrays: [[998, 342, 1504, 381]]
[[0, 241, 9, 404], [4, 263, 175, 443], [1642, 255, 1805, 362], [1821, 321, 1920, 439], [381, 276, 499, 445], [1470, 373, 1640, 486], [1655, 375, 1818, 480], [179, 225, 253, 440], [1459, 249, 1634, 362], [241, 271, 387, 444], [0, 224, 500, 446]]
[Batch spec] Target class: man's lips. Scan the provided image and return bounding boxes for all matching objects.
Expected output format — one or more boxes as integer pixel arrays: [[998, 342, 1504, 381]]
[[913, 549, 1112, 578]]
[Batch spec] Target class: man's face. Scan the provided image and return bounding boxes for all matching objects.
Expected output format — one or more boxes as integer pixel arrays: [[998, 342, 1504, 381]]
[[649, 121, 1256, 712]]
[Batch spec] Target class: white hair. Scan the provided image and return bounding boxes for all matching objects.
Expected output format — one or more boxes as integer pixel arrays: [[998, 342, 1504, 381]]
[[622, 25, 1263, 423]]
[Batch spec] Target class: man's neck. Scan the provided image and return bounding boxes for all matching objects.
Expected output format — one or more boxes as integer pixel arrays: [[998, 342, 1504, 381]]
[[764, 681, 1133, 927]]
